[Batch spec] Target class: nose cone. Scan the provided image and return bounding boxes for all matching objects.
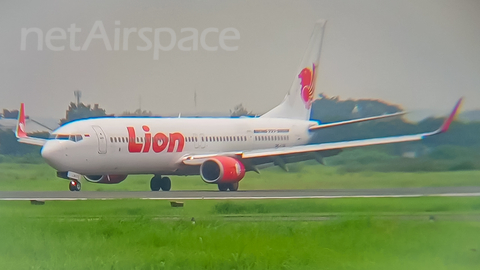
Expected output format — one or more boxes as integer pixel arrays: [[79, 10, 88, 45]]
[[41, 141, 67, 170]]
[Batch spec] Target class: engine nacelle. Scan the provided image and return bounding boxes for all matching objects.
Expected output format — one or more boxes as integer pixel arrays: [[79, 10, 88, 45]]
[[200, 156, 245, 184], [84, 175, 128, 184]]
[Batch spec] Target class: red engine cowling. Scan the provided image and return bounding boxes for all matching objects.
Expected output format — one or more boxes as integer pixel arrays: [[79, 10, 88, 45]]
[[84, 175, 128, 184], [200, 156, 245, 184]]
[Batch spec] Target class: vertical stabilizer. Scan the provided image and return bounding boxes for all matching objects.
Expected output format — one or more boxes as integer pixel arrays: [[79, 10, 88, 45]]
[[16, 103, 27, 138], [261, 20, 326, 120]]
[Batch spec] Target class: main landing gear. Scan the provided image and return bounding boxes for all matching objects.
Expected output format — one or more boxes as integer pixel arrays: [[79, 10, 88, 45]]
[[150, 175, 171, 191], [69, 180, 81, 191], [217, 182, 239, 192]]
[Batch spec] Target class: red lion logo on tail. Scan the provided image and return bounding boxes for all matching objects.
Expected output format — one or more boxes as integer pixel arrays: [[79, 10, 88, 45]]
[[298, 64, 316, 109]]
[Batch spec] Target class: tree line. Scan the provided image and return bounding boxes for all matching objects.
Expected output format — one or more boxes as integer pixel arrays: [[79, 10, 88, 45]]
[[1, 96, 479, 161]]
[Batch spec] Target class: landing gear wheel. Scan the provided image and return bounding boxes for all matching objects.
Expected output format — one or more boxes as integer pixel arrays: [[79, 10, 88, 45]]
[[150, 176, 161, 191], [69, 180, 81, 191], [160, 177, 171, 191], [218, 183, 228, 191], [228, 182, 239, 191]]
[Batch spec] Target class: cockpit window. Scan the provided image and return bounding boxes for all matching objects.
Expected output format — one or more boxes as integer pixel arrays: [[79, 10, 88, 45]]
[[56, 135, 70, 140], [50, 134, 83, 142]]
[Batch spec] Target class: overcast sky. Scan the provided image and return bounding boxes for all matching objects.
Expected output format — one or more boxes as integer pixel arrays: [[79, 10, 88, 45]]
[[1, 0, 479, 120]]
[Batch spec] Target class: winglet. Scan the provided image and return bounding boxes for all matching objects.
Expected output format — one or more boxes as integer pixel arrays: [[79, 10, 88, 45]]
[[16, 103, 27, 138], [436, 98, 463, 134]]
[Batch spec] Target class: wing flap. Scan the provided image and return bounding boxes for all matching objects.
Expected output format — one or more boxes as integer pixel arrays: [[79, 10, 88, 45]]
[[18, 137, 47, 146], [242, 133, 426, 159]]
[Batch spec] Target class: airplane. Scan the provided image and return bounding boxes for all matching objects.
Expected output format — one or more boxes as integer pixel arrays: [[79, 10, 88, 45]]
[[15, 20, 462, 192]]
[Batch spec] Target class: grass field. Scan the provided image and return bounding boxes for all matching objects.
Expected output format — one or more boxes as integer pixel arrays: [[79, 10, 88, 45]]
[[1, 162, 480, 191], [2, 162, 480, 269], [1, 197, 480, 269]]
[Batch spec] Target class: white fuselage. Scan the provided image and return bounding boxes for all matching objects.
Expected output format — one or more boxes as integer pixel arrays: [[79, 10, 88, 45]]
[[41, 117, 315, 175]]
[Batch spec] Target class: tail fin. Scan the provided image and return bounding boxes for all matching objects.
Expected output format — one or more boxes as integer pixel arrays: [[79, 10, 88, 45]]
[[261, 20, 326, 120], [16, 103, 27, 138], [15, 103, 47, 146]]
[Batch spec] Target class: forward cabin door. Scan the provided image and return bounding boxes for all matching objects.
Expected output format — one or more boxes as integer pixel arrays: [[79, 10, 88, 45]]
[[92, 125, 107, 154], [193, 133, 199, 149], [200, 133, 206, 148]]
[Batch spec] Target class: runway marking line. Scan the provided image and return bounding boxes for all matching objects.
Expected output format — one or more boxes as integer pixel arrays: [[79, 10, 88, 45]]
[[2, 193, 480, 201]]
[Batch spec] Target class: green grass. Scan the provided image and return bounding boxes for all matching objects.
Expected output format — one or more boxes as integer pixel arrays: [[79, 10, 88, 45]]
[[1, 197, 480, 269], [2, 197, 480, 218], [1, 162, 480, 191]]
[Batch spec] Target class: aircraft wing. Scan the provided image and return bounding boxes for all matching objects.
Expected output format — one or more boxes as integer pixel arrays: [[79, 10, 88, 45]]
[[183, 98, 462, 167], [15, 103, 48, 146]]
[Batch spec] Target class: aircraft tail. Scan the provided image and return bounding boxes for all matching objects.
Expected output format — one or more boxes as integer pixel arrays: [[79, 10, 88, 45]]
[[16, 103, 27, 138], [261, 20, 326, 120], [15, 103, 47, 146]]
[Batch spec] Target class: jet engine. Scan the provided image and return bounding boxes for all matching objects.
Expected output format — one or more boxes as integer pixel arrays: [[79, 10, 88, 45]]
[[200, 156, 245, 184], [84, 175, 128, 184]]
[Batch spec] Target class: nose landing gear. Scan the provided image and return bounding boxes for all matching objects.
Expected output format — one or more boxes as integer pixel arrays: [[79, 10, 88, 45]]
[[69, 180, 81, 191], [58, 171, 82, 192], [150, 176, 171, 191]]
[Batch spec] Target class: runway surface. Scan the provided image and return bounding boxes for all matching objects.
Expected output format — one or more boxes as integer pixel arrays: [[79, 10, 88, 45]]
[[1, 186, 480, 201]]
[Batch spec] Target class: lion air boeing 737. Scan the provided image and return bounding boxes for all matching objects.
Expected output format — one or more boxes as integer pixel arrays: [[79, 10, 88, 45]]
[[16, 20, 462, 191]]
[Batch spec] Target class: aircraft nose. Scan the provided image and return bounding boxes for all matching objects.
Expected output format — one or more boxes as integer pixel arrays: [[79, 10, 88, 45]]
[[41, 141, 66, 170]]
